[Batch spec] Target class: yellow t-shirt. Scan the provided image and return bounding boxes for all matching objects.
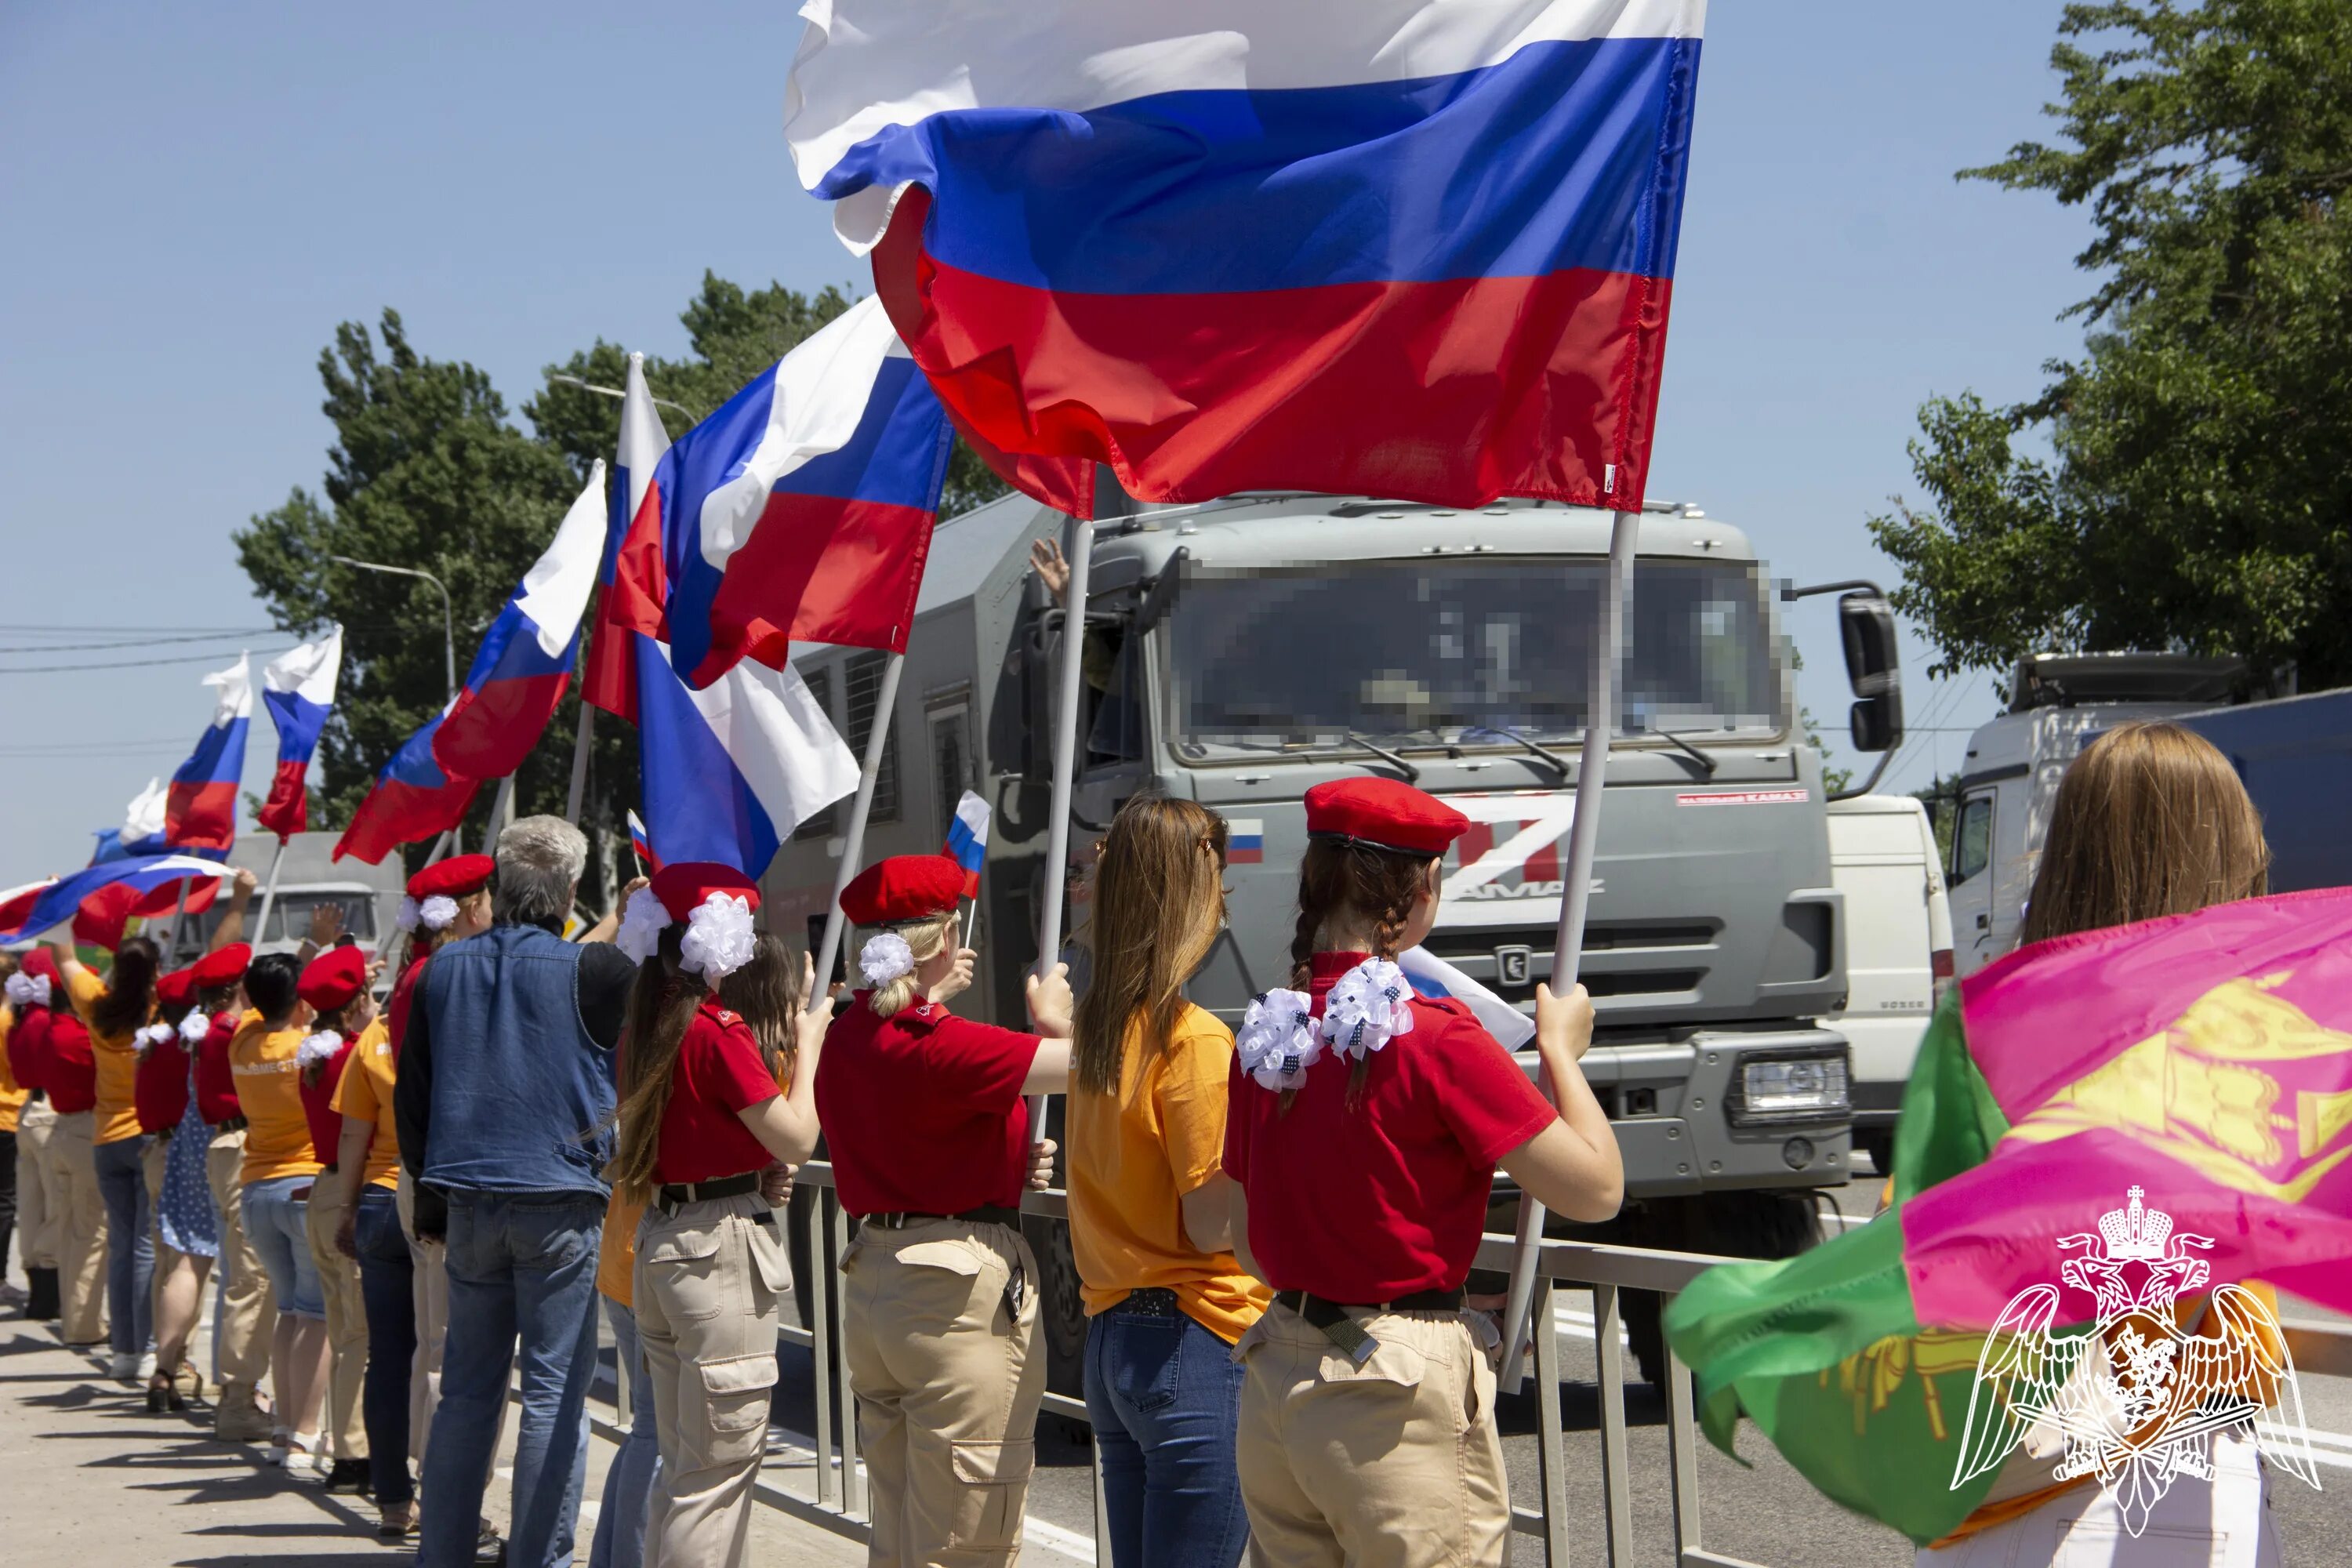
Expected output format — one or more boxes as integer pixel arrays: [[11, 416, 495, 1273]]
[[68, 967, 145, 1145], [328, 1019, 401, 1191], [0, 1007, 24, 1132], [1065, 1003, 1269, 1344], [597, 1189, 647, 1308], [231, 1022, 321, 1184]]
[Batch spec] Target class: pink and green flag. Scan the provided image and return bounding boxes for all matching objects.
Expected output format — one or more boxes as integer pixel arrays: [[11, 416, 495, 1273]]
[[1664, 887, 2352, 1544]]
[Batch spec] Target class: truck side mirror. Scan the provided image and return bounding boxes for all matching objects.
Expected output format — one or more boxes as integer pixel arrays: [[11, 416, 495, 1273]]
[[1019, 608, 1062, 784], [1838, 592, 1903, 754]]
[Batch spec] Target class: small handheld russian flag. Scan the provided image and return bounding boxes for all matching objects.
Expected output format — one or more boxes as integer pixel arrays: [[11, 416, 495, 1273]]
[[943, 790, 989, 897], [1398, 946, 1536, 1051], [628, 810, 659, 876]]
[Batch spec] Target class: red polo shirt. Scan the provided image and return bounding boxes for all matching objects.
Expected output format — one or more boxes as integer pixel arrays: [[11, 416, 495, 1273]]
[[299, 1032, 361, 1170], [193, 1011, 244, 1125], [134, 1032, 193, 1134], [648, 996, 781, 1185], [45, 1011, 98, 1115], [1223, 952, 1555, 1303], [9, 1005, 53, 1095], [815, 995, 1041, 1218]]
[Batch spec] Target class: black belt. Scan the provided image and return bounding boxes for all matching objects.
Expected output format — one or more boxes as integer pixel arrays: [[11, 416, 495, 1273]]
[[863, 1205, 1024, 1231], [1276, 1287, 1467, 1364], [654, 1172, 762, 1210]]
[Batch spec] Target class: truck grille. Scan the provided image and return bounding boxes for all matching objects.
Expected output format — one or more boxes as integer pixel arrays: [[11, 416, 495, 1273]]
[[1424, 921, 1717, 1003]]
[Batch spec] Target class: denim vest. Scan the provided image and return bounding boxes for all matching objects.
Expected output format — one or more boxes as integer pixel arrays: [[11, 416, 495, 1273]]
[[419, 923, 615, 1198]]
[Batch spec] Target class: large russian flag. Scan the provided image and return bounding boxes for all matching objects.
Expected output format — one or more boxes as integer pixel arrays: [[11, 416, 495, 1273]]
[[257, 626, 343, 840], [0, 854, 232, 944], [163, 655, 252, 853], [787, 0, 1705, 516], [116, 778, 169, 858], [335, 705, 483, 866], [434, 463, 608, 779], [601, 297, 956, 691], [583, 357, 676, 721], [632, 632, 859, 879]]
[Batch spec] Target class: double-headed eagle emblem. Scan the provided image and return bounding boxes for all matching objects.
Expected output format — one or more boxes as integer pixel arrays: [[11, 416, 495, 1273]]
[[1952, 1185, 2321, 1534]]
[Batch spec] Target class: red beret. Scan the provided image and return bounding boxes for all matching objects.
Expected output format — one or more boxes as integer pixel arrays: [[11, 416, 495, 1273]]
[[155, 967, 197, 1010], [191, 943, 251, 989], [20, 948, 60, 988], [1304, 778, 1469, 857], [298, 946, 368, 1015], [840, 855, 965, 926], [651, 862, 761, 925], [409, 854, 495, 902]]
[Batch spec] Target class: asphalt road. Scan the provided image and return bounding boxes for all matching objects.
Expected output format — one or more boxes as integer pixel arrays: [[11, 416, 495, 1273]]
[[735, 1167, 2352, 1566]]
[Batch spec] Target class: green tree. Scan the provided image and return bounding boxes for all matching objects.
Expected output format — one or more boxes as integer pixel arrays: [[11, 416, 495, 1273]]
[[1868, 0, 2352, 689]]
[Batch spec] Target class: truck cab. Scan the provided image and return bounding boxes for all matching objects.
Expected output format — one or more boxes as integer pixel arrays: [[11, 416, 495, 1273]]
[[775, 489, 1890, 1388]]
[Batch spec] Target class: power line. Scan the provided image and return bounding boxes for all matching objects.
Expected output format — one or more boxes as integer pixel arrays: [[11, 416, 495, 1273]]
[[0, 632, 282, 654], [0, 647, 298, 676], [0, 623, 281, 636]]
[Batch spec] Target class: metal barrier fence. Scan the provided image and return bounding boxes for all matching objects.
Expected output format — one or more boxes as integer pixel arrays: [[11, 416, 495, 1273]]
[[589, 1165, 2352, 1568]]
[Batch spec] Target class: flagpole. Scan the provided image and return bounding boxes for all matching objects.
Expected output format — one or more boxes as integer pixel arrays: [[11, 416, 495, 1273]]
[[423, 830, 454, 868], [1497, 506, 1638, 1393], [253, 840, 289, 947], [163, 883, 191, 967], [565, 706, 593, 823], [810, 652, 906, 1010], [488, 775, 517, 844], [1029, 511, 1095, 1152]]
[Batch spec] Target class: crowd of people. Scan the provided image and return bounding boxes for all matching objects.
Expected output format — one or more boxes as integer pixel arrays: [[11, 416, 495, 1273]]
[[0, 782, 1626, 1568]]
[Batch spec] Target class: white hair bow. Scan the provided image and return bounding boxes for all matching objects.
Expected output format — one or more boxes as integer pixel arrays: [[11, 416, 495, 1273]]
[[179, 1011, 211, 1047], [134, 1022, 175, 1059], [394, 895, 421, 934], [615, 886, 669, 967], [5, 972, 50, 1007], [1236, 988, 1320, 1091], [679, 894, 757, 982], [296, 1031, 344, 1071], [858, 931, 914, 988], [1320, 956, 1415, 1063]]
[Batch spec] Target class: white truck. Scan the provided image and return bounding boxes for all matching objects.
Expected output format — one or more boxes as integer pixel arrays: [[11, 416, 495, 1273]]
[[154, 831, 405, 969], [1823, 794, 1951, 1173]]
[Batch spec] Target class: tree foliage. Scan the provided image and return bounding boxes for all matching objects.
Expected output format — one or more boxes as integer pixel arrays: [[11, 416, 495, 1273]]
[[1868, 0, 2352, 689], [236, 275, 1011, 896]]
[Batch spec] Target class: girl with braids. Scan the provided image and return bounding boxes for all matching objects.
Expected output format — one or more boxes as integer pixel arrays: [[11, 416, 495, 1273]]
[[814, 853, 1074, 1568], [608, 864, 826, 1568], [1065, 795, 1267, 1568], [1224, 779, 1623, 1568]]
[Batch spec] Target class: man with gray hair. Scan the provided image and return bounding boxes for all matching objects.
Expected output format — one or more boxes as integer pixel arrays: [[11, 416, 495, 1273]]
[[394, 815, 640, 1568]]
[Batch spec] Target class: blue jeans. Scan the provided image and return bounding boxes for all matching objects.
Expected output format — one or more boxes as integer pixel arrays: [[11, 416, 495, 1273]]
[[242, 1174, 325, 1318], [354, 1189, 416, 1506], [586, 1296, 661, 1568], [1083, 1295, 1251, 1568], [94, 1134, 154, 1356], [419, 1190, 603, 1568]]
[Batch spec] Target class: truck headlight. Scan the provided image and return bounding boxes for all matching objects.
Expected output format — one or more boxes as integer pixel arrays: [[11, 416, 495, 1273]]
[[1730, 1054, 1849, 1124]]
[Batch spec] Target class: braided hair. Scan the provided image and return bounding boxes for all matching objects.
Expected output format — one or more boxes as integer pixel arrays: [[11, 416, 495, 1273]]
[[1287, 837, 1435, 1109]]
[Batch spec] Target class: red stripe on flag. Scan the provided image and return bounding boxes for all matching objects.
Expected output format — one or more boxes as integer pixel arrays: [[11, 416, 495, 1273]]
[[257, 758, 310, 840], [691, 494, 940, 684], [434, 670, 572, 779], [333, 775, 482, 866], [165, 781, 238, 853]]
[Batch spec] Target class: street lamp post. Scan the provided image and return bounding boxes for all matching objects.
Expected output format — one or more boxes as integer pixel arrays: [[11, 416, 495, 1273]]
[[546, 373, 699, 421], [328, 556, 456, 702]]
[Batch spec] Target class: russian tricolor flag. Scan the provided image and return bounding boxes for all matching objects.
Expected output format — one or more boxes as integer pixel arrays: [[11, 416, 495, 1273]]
[[943, 790, 989, 896], [788, 0, 1704, 516], [600, 297, 956, 691], [585, 358, 675, 721], [334, 704, 483, 866], [1399, 946, 1537, 1051], [0, 854, 232, 944], [627, 810, 659, 875], [434, 463, 608, 779], [165, 655, 252, 853], [257, 627, 343, 840], [117, 778, 169, 858], [631, 633, 859, 880]]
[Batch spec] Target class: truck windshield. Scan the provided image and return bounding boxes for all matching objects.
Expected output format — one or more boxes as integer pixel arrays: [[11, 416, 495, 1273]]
[[1166, 557, 1780, 748]]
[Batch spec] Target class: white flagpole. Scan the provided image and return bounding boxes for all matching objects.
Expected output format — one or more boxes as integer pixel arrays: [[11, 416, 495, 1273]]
[[1029, 511, 1095, 1152], [163, 883, 191, 966], [1497, 506, 1638, 1393], [488, 775, 517, 843], [565, 706, 593, 823], [252, 840, 290, 946], [811, 653, 906, 1007], [423, 830, 454, 868]]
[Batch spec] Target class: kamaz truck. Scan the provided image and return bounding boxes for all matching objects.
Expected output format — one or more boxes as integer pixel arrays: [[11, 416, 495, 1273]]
[[770, 488, 1897, 1390]]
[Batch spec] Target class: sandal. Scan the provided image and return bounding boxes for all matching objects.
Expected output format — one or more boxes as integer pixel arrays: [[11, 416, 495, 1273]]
[[146, 1370, 174, 1414]]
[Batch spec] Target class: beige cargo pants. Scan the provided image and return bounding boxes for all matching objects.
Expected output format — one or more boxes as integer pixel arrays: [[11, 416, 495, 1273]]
[[206, 1127, 279, 1397], [635, 1191, 788, 1568], [15, 1098, 58, 1270], [1235, 1300, 1510, 1568], [45, 1109, 107, 1345], [842, 1218, 1044, 1568], [306, 1178, 369, 1461]]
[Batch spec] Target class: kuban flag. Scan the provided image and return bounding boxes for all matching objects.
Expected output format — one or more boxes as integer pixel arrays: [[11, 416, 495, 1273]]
[[1664, 888, 2352, 1545], [257, 626, 343, 840], [334, 704, 481, 866], [787, 0, 1704, 517], [600, 296, 954, 690], [583, 355, 676, 722], [631, 633, 858, 880], [165, 655, 252, 853], [435, 462, 608, 779], [0, 854, 231, 944]]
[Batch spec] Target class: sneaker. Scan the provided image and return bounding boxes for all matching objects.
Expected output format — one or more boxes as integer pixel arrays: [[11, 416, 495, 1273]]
[[108, 1352, 138, 1382], [281, 1432, 326, 1475], [476, 1518, 507, 1565], [135, 1351, 158, 1381], [377, 1503, 419, 1542], [321, 1457, 371, 1494]]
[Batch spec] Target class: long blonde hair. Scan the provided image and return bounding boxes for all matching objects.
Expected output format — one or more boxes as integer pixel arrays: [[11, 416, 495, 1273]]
[[1073, 797, 1228, 1095], [2020, 720, 2270, 946], [606, 925, 709, 1205], [718, 932, 803, 1088], [867, 913, 956, 1018]]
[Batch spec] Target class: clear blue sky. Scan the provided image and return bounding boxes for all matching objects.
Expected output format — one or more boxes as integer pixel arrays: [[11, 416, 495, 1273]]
[[0, 2, 2095, 888]]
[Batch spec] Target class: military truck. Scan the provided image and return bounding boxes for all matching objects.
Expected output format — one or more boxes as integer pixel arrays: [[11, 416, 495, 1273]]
[[155, 831, 405, 969], [771, 489, 1894, 1390]]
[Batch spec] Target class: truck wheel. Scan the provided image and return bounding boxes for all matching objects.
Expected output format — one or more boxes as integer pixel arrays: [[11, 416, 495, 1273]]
[[1027, 1216, 1091, 1406]]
